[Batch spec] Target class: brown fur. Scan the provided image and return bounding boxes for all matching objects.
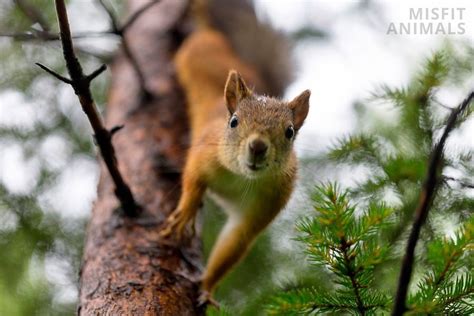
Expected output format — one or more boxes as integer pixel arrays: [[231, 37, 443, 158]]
[[159, 18, 310, 301]]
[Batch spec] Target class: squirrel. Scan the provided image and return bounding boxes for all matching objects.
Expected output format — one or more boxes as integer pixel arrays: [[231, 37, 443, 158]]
[[160, 0, 311, 305]]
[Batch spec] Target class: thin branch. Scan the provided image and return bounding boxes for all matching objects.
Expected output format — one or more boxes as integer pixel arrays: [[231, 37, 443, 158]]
[[0, 32, 113, 62], [0, 30, 117, 41], [35, 63, 72, 83], [308, 303, 387, 314], [442, 287, 474, 306], [443, 176, 474, 189], [340, 238, 367, 316], [8, 0, 114, 62], [96, 0, 157, 99], [86, 64, 107, 81], [120, 35, 152, 100], [10, 0, 157, 99], [97, 0, 120, 33], [433, 97, 454, 111], [430, 250, 461, 299], [39, 0, 139, 216], [121, 0, 160, 32], [392, 91, 474, 316], [110, 125, 124, 136], [96, 0, 160, 34]]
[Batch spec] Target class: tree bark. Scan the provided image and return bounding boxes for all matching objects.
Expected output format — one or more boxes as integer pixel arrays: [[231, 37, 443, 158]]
[[78, 0, 202, 314]]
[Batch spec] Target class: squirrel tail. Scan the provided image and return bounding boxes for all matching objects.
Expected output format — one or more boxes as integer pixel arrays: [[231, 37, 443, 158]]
[[201, 0, 293, 97]]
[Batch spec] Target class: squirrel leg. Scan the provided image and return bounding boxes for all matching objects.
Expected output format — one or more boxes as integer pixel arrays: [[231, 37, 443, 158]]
[[201, 216, 262, 295], [160, 173, 205, 242]]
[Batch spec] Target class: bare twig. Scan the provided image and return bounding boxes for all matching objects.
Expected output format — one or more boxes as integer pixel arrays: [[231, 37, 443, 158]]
[[0, 33, 112, 61], [97, 0, 158, 99], [0, 30, 126, 63], [38, 0, 139, 216], [97, 0, 159, 34], [433, 97, 454, 111], [86, 63, 107, 81], [443, 176, 474, 189], [110, 125, 125, 136], [121, 0, 160, 32], [97, 0, 120, 33], [35, 62, 72, 83], [0, 30, 117, 41], [8, 0, 158, 88], [120, 36, 152, 100], [8, 0, 114, 61], [392, 91, 474, 316]]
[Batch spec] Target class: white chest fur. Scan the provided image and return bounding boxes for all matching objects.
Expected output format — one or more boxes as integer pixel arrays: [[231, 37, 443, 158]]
[[206, 167, 273, 217]]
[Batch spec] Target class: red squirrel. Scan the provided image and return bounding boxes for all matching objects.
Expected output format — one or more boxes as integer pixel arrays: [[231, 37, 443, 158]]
[[160, 0, 310, 304]]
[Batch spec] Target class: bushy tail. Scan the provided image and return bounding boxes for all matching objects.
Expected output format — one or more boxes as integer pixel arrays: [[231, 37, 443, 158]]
[[205, 0, 293, 97]]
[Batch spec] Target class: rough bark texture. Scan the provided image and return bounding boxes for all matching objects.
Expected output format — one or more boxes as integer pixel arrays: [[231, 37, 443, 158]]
[[78, 0, 202, 314]]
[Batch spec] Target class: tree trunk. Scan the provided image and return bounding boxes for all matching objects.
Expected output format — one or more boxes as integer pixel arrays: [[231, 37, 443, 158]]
[[78, 1, 202, 314]]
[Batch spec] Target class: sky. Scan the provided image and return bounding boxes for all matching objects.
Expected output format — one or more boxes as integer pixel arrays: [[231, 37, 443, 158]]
[[0, 0, 473, 306]]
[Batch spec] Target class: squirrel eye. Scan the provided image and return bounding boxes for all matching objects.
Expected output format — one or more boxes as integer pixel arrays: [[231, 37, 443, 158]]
[[229, 116, 239, 128], [285, 126, 295, 139]]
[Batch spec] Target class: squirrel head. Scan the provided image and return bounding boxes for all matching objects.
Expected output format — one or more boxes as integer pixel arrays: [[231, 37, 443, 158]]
[[219, 70, 310, 179]]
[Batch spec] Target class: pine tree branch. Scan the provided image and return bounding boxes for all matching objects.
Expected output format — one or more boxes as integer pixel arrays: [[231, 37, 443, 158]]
[[392, 90, 474, 316], [340, 237, 367, 316], [442, 287, 474, 306], [309, 303, 387, 314], [38, 0, 139, 216]]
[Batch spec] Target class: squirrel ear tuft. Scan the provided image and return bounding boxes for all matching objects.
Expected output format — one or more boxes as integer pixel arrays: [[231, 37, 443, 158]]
[[288, 89, 310, 130], [224, 70, 251, 114]]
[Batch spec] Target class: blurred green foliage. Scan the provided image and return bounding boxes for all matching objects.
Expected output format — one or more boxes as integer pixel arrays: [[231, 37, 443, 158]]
[[264, 48, 473, 315], [325, 46, 474, 245], [267, 185, 473, 315], [267, 184, 394, 315], [0, 1, 109, 314], [0, 1, 472, 316]]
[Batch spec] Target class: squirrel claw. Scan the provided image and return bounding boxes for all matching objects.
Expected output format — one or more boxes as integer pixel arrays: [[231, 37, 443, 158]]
[[197, 290, 219, 309], [159, 209, 195, 243]]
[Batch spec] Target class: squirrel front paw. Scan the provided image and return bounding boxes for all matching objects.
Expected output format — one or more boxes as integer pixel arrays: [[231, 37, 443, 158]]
[[159, 209, 195, 242]]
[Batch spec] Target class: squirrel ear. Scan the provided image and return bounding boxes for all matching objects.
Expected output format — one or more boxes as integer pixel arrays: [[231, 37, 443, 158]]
[[224, 70, 252, 114], [288, 89, 310, 130]]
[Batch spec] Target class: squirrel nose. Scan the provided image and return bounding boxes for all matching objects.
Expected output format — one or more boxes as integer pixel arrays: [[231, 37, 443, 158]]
[[249, 139, 268, 157]]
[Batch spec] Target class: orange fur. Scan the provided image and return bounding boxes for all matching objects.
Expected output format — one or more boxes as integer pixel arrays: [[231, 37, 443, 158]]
[[174, 30, 262, 141], [160, 26, 309, 300]]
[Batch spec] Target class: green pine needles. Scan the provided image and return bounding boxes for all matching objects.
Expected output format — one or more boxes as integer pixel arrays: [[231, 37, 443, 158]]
[[267, 46, 473, 316], [268, 184, 393, 315], [267, 184, 473, 315], [408, 217, 474, 315]]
